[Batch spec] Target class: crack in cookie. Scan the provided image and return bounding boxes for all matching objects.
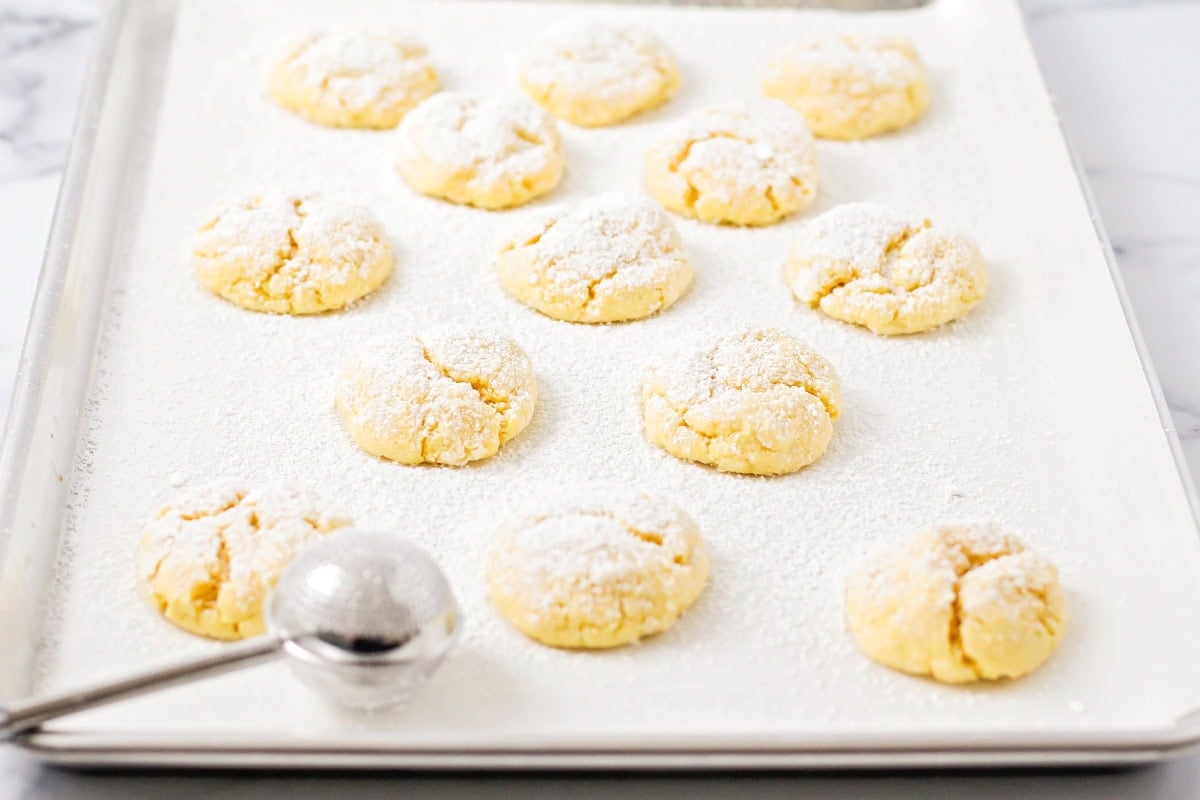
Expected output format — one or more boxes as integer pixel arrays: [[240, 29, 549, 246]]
[[496, 194, 692, 323], [785, 202, 988, 335], [488, 485, 708, 649], [336, 327, 537, 466], [641, 327, 842, 476], [646, 100, 819, 226]]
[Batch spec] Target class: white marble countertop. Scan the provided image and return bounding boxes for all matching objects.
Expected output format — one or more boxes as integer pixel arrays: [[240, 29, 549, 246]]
[[1, 0, 1198, 796]]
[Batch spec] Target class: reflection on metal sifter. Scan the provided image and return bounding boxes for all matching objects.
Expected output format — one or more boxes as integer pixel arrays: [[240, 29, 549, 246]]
[[0, 530, 461, 739]]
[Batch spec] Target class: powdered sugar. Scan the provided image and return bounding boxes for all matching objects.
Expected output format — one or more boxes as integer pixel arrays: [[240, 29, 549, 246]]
[[192, 191, 389, 291], [396, 92, 561, 186], [28, 0, 1200, 751], [137, 483, 350, 636], [785, 201, 988, 334], [764, 34, 925, 93], [271, 30, 437, 122], [336, 326, 537, 466], [496, 193, 691, 321], [519, 23, 678, 105]]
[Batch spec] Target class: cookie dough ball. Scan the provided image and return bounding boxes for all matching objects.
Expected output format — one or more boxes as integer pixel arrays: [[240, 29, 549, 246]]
[[845, 523, 1068, 683], [268, 30, 439, 129], [762, 35, 928, 140], [495, 194, 692, 323], [336, 326, 537, 466], [395, 93, 564, 209], [137, 483, 350, 640], [518, 23, 680, 126], [488, 484, 708, 648], [785, 202, 987, 335], [645, 99, 819, 226], [641, 327, 842, 475], [192, 192, 393, 315]]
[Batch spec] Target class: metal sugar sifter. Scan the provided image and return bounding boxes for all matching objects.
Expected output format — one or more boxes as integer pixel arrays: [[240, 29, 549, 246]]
[[0, 529, 461, 739]]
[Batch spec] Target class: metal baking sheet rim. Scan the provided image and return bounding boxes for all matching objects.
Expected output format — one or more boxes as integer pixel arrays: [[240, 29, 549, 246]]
[[3, 0, 1200, 770]]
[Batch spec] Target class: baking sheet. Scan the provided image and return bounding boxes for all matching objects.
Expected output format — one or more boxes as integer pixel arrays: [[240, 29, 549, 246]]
[[3, 0, 1200, 766]]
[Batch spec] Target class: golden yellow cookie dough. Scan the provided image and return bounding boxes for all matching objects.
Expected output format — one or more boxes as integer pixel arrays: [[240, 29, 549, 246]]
[[845, 523, 1068, 684], [488, 484, 708, 648], [495, 194, 692, 323], [268, 30, 438, 129], [395, 92, 564, 209], [336, 326, 537, 466], [645, 99, 819, 226], [785, 202, 988, 335], [762, 35, 929, 140], [518, 23, 680, 127], [137, 483, 350, 640], [641, 326, 842, 475], [192, 192, 393, 315]]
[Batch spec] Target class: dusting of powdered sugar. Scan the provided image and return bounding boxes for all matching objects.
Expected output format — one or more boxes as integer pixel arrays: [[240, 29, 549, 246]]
[[192, 191, 389, 291], [490, 483, 704, 605], [271, 30, 437, 117], [519, 23, 678, 105], [137, 483, 350, 623], [764, 34, 925, 92], [646, 98, 818, 214], [496, 193, 691, 318], [395, 92, 561, 187], [29, 0, 1185, 746], [785, 201, 987, 333]]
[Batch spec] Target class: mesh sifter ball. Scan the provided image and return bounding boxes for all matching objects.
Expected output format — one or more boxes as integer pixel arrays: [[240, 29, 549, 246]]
[[268, 529, 462, 711]]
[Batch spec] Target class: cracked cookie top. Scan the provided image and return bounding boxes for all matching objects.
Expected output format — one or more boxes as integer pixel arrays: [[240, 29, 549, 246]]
[[845, 522, 1068, 683], [336, 325, 538, 466], [785, 202, 988, 335], [191, 191, 393, 315], [495, 193, 692, 323], [488, 484, 708, 648], [641, 326, 842, 476], [518, 23, 680, 127], [137, 483, 350, 640], [762, 35, 929, 141], [268, 30, 439, 129], [395, 92, 564, 210], [644, 98, 818, 226]]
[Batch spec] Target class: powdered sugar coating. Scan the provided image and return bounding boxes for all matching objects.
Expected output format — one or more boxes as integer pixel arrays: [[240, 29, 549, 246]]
[[395, 92, 564, 209], [488, 484, 707, 649], [785, 202, 988, 335], [495, 193, 692, 323], [762, 35, 928, 140], [137, 483, 350, 640], [845, 522, 1068, 683], [191, 191, 393, 314], [518, 23, 680, 127], [268, 30, 439, 129], [336, 325, 537, 466], [641, 326, 842, 475], [644, 99, 819, 226]]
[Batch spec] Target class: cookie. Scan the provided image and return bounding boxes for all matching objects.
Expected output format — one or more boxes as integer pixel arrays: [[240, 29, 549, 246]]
[[641, 326, 842, 475], [495, 194, 692, 323], [762, 35, 929, 140], [268, 30, 439, 129], [785, 202, 987, 335], [137, 483, 350, 640], [845, 523, 1068, 683], [488, 484, 708, 648], [644, 99, 819, 226], [518, 23, 680, 126], [395, 92, 564, 209], [336, 326, 537, 466], [192, 192, 393, 315]]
